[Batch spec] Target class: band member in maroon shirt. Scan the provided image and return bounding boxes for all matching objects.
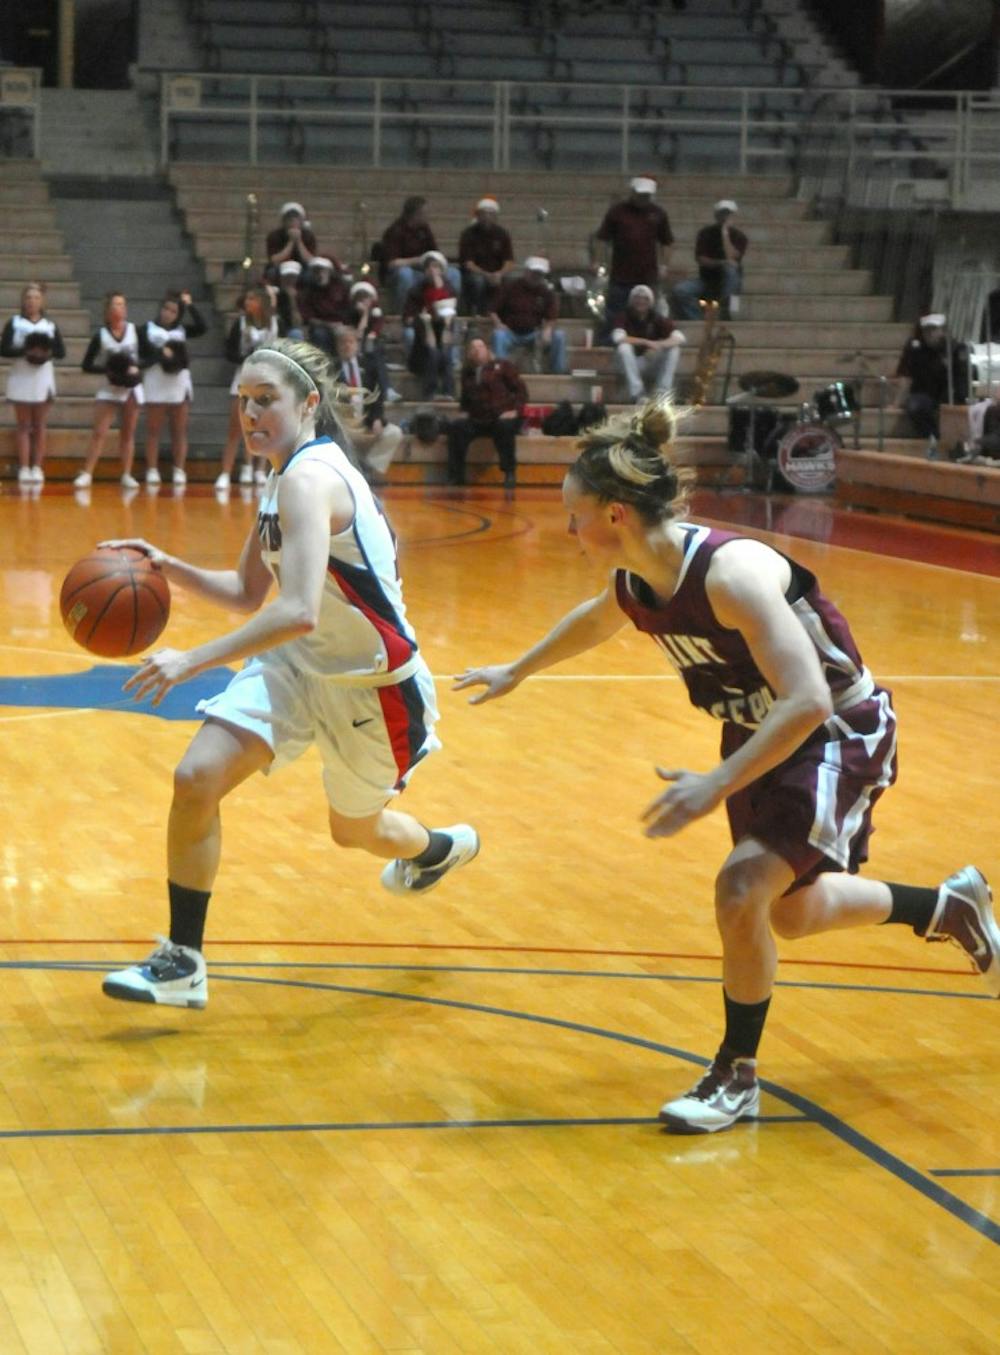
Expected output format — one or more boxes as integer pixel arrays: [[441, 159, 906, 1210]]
[[595, 176, 673, 340], [459, 196, 515, 315], [455, 397, 999, 1134]]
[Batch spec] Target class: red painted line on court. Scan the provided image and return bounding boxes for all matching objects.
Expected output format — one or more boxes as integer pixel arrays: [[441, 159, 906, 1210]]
[[0, 936, 973, 978]]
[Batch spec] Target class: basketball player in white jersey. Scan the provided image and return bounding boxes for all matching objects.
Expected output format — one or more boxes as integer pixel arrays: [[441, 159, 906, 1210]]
[[100, 337, 478, 1008]]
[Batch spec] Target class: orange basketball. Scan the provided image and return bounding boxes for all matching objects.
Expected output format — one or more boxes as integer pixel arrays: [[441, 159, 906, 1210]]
[[60, 546, 171, 658]]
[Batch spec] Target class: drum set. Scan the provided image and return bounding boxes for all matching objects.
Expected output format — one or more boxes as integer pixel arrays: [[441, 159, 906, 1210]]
[[727, 371, 857, 493]]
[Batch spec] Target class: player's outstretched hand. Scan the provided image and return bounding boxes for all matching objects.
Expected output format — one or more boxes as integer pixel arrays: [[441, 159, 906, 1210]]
[[123, 648, 195, 706], [97, 537, 169, 570], [452, 663, 521, 705], [641, 766, 724, 839]]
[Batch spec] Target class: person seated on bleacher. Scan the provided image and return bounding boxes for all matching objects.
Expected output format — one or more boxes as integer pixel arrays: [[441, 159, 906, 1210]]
[[610, 285, 687, 403], [333, 326, 403, 484], [402, 252, 459, 400], [348, 279, 399, 406], [897, 313, 969, 458], [594, 176, 674, 342], [459, 196, 515, 316], [296, 257, 351, 353], [490, 257, 568, 375], [381, 196, 462, 312], [965, 387, 1000, 464], [672, 200, 748, 320], [276, 260, 305, 337], [447, 336, 527, 489], [266, 201, 321, 272]]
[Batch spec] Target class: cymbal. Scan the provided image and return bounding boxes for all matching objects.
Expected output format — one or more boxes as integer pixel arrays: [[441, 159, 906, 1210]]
[[738, 370, 800, 399]]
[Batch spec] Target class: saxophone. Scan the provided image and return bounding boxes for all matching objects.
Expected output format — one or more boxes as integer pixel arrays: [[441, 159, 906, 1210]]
[[688, 299, 732, 408]]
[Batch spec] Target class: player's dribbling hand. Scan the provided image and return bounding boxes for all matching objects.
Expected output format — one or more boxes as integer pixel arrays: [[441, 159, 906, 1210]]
[[123, 648, 195, 706], [452, 664, 520, 705], [641, 767, 723, 838], [97, 538, 169, 570]]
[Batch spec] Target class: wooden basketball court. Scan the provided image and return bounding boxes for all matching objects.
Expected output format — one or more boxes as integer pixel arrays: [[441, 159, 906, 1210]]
[[0, 481, 997, 1353]]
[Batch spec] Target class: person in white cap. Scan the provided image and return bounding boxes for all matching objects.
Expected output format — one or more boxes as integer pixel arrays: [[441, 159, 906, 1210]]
[[333, 326, 403, 483], [610, 284, 687, 402], [491, 257, 567, 374], [459, 197, 515, 316], [266, 202, 321, 271], [348, 279, 399, 404], [594, 176, 674, 342], [673, 200, 748, 320], [402, 253, 459, 399], [896, 314, 969, 457], [297, 257, 351, 354], [276, 260, 305, 338], [380, 197, 461, 312]]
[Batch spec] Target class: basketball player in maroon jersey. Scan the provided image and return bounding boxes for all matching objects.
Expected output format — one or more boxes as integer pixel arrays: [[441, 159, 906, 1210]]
[[455, 398, 1000, 1134]]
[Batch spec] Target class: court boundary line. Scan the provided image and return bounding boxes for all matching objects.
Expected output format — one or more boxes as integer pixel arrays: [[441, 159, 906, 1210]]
[[2, 961, 995, 1246]]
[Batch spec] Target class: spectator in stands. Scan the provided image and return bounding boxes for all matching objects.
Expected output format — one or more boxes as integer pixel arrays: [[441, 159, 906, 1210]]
[[334, 327, 403, 484], [74, 291, 144, 490], [1, 281, 66, 486], [297, 257, 351, 353], [403, 252, 459, 400], [216, 284, 279, 490], [610, 284, 687, 402], [266, 202, 320, 272], [897, 313, 969, 458], [459, 196, 515, 316], [381, 196, 461, 311], [447, 336, 527, 488], [349, 279, 399, 405], [276, 260, 305, 337], [672, 199, 748, 320], [491, 257, 568, 374], [137, 288, 208, 488], [595, 176, 673, 341]]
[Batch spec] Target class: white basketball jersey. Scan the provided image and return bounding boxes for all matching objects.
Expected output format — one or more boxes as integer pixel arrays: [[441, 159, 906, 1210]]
[[255, 436, 417, 681]]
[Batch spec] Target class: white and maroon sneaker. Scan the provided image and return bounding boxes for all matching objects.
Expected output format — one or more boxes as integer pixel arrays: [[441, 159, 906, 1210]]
[[925, 866, 1000, 997], [658, 1057, 760, 1134]]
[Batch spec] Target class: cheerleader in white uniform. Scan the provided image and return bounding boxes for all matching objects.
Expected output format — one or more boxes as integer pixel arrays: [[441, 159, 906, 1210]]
[[1, 282, 66, 485], [138, 289, 207, 487], [215, 284, 279, 491], [75, 292, 144, 489]]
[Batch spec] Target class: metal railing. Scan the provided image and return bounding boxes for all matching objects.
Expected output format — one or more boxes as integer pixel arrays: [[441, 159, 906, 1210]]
[[0, 67, 42, 160], [155, 72, 1000, 203]]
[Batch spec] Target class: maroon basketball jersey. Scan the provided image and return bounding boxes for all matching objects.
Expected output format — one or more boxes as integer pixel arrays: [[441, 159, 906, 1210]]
[[614, 524, 874, 728]]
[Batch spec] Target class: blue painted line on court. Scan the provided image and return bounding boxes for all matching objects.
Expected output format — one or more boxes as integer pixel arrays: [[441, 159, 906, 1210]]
[[0, 1114, 809, 1143], [2, 961, 996, 1245], [930, 1168, 1000, 1178], [0, 958, 986, 1002]]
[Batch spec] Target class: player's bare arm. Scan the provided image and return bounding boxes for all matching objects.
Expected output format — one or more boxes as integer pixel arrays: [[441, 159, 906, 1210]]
[[97, 531, 270, 612], [642, 540, 832, 838], [454, 573, 627, 704]]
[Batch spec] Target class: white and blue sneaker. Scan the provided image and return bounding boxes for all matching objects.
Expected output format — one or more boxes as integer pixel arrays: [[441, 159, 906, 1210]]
[[658, 1057, 760, 1134], [102, 937, 208, 1009], [380, 824, 480, 895], [926, 866, 1000, 997]]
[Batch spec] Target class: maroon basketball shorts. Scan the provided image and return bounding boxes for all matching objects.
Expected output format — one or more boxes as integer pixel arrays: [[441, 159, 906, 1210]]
[[722, 687, 898, 889]]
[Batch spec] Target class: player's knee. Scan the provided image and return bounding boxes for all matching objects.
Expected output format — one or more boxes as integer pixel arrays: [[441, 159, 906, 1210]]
[[172, 756, 224, 812], [328, 813, 377, 850], [714, 866, 770, 934]]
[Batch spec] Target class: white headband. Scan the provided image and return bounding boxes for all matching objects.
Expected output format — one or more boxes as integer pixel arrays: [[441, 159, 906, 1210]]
[[920, 313, 946, 327], [249, 347, 319, 395]]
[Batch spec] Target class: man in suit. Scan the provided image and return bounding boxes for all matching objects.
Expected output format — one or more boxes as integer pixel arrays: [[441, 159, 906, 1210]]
[[334, 327, 402, 482]]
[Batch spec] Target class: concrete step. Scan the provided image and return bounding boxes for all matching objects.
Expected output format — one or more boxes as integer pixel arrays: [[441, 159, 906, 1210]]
[[0, 256, 76, 281], [0, 282, 82, 309], [0, 184, 51, 207], [0, 232, 66, 255]]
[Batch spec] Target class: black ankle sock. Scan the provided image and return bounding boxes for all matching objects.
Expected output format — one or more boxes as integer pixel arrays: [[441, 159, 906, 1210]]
[[720, 991, 771, 1062], [411, 829, 453, 869], [168, 880, 211, 952], [883, 883, 938, 935]]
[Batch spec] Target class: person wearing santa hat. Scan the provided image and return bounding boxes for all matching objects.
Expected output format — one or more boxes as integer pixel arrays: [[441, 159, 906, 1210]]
[[672, 199, 748, 320], [610, 284, 687, 402], [297, 257, 352, 353], [266, 202, 323, 272], [459, 197, 515, 316], [896, 314, 969, 457], [348, 280, 400, 405], [381, 197, 461, 312], [491, 257, 567, 375], [402, 252, 459, 399], [594, 176, 674, 343]]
